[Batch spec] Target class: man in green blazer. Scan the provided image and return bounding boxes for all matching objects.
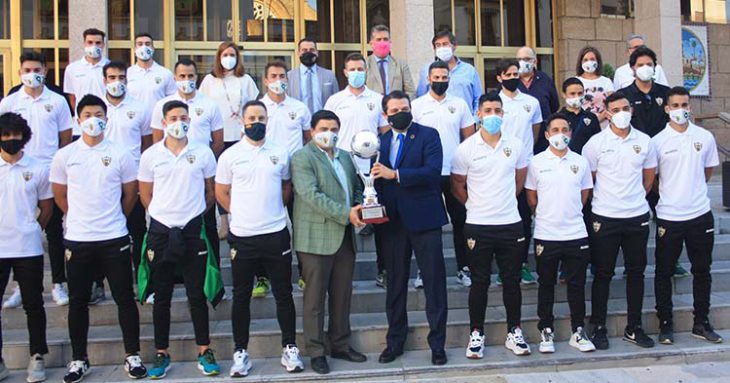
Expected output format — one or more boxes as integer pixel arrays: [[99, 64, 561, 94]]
[[291, 110, 367, 374]]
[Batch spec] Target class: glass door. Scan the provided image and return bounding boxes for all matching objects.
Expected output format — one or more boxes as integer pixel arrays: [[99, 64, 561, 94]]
[[0, 50, 9, 95]]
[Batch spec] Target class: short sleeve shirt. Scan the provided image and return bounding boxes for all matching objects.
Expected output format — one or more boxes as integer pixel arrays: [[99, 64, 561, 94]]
[[324, 87, 388, 153], [577, 76, 614, 116], [0, 155, 52, 257], [151, 92, 224, 147], [126, 62, 177, 107], [451, 133, 527, 225], [104, 95, 152, 164], [261, 94, 311, 157], [499, 90, 543, 161]]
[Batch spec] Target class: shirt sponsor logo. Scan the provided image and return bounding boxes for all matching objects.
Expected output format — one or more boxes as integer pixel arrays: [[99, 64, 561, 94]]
[[101, 156, 112, 166], [664, 149, 679, 155], [127, 111, 136, 119]]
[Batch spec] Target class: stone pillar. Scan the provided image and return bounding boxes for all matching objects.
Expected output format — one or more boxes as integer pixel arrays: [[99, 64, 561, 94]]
[[390, 0, 434, 89], [634, 0, 683, 86], [68, 0, 108, 61]]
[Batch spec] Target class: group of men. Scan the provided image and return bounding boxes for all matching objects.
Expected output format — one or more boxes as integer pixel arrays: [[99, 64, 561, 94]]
[[0, 22, 722, 383]]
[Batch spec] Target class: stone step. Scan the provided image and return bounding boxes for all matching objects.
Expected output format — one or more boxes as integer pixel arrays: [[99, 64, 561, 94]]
[[2, 291, 729, 369], [6, 331, 730, 383], [5, 260, 730, 329]]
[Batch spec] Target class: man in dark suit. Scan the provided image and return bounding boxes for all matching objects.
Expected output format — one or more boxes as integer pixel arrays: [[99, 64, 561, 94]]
[[286, 37, 340, 114], [372, 90, 449, 366]]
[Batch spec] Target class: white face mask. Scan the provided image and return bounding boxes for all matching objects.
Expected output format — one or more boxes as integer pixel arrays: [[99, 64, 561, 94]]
[[518, 60, 534, 75], [635, 65, 655, 82], [435, 46, 453, 62], [221, 56, 237, 71], [611, 111, 632, 130], [106, 81, 126, 98], [582, 60, 598, 73], [84, 46, 102, 59], [566, 96, 584, 109], [669, 108, 690, 125], [165, 121, 189, 139], [548, 133, 570, 151], [135, 46, 154, 61], [81, 117, 106, 137], [267, 80, 287, 95], [176, 80, 196, 94], [313, 131, 337, 149], [21, 72, 44, 88]]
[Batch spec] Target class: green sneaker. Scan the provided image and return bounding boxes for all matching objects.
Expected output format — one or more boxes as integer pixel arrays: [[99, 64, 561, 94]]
[[252, 277, 271, 298], [495, 274, 502, 286], [197, 349, 220, 376], [148, 352, 171, 379], [674, 263, 690, 278], [521, 264, 536, 284], [297, 277, 306, 291]]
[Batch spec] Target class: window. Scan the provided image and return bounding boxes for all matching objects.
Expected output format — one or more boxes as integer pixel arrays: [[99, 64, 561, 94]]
[[0, 0, 10, 40], [600, 0, 634, 19], [108, 0, 165, 66], [682, 0, 729, 24], [19, 0, 69, 89]]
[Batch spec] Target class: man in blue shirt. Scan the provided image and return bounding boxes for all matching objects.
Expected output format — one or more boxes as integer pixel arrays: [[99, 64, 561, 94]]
[[516, 46, 560, 153], [416, 30, 482, 115]]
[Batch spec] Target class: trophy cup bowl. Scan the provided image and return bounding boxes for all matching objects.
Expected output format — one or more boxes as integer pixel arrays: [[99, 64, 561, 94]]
[[351, 131, 389, 224]]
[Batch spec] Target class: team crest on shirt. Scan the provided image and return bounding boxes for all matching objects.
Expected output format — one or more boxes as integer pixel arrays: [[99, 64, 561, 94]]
[[186, 154, 196, 164], [583, 117, 592, 126], [593, 221, 601, 233], [195, 107, 204, 116], [503, 147, 512, 157], [367, 102, 375, 111], [101, 156, 112, 166], [570, 164, 579, 174], [127, 111, 136, 119], [632, 145, 642, 154], [658, 226, 666, 238], [536, 244, 544, 257], [288, 111, 297, 120], [655, 97, 664, 106], [146, 249, 155, 262], [230, 248, 237, 260], [467, 238, 476, 250], [65, 249, 72, 261], [154, 77, 162, 84], [22, 171, 33, 181], [523, 104, 532, 113], [270, 155, 280, 165], [448, 106, 456, 114], [694, 142, 703, 152], [44, 104, 53, 112]]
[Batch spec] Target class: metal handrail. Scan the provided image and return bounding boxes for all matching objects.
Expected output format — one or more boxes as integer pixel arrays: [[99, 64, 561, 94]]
[[695, 112, 730, 160]]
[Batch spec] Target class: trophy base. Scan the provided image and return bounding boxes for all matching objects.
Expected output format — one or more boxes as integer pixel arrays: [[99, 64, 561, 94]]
[[360, 205, 389, 224]]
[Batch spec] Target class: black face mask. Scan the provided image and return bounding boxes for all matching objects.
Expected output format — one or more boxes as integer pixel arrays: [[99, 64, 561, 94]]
[[501, 78, 520, 92], [0, 139, 23, 155], [300, 52, 318, 67], [244, 122, 266, 142], [431, 81, 449, 96], [388, 111, 413, 132]]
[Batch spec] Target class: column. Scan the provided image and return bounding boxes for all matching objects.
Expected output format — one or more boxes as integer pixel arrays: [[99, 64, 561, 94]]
[[68, 0, 109, 61], [634, 0, 683, 86], [390, 0, 435, 91]]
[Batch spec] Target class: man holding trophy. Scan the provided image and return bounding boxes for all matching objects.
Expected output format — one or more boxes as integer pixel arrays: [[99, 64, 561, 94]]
[[372, 90, 449, 366]]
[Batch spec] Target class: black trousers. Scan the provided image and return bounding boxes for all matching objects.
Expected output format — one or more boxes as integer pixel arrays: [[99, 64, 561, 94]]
[[536, 238, 590, 332], [375, 223, 386, 274], [126, 199, 147, 275], [287, 201, 303, 279], [147, 218, 210, 350], [441, 176, 467, 270], [0, 255, 48, 357], [382, 219, 447, 352], [65, 236, 140, 359], [229, 229, 296, 350], [655, 211, 714, 325], [517, 191, 533, 264], [589, 212, 650, 329], [45, 202, 66, 284], [466, 222, 525, 331]]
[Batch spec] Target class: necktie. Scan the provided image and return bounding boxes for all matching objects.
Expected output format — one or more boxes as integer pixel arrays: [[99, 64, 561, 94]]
[[306, 69, 314, 112], [394, 133, 404, 169], [378, 59, 387, 94]]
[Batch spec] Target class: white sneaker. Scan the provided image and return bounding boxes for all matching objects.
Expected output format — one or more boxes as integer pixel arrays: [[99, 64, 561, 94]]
[[145, 293, 155, 305], [456, 267, 472, 287], [465, 330, 485, 359], [218, 214, 230, 240], [413, 272, 424, 289], [570, 327, 596, 352], [26, 353, 46, 383], [3, 285, 22, 309], [230, 349, 253, 377], [539, 327, 555, 353], [52, 283, 69, 306], [280, 344, 304, 373], [505, 327, 531, 356]]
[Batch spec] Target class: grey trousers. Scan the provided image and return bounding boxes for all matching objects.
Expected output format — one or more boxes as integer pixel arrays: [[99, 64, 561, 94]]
[[299, 233, 356, 357]]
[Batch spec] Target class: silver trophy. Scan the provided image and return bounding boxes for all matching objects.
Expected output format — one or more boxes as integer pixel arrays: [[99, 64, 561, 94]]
[[350, 130, 389, 224]]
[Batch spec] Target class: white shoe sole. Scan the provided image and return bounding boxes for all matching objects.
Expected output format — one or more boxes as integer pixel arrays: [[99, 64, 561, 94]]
[[26, 373, 47, 383], [569, 342, 596, 352], [465, 349, 483, 359], [539, 343, 555, 353], [229, 360, 252, 378], [65, 367, 90, 383], [197, 363, 219, 376], [280, 357, 304, 373], [149, 365, 171, 380], [505, 342, 531, 356]]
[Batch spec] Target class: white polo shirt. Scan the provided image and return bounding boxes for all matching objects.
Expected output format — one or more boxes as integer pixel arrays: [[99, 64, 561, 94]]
[[651, 122, 720, 221], [104, 95, 152, 164], [324, 87, 388, 153], [526, 149, 593, 241], [261, 94, 311, 157], [0, 86, 73, 166], [151, 92, 224, 147], [64, 57, 110, 135], [216, 139, 290, 237], [126, 61, 177, 107], [138, 140, 216, 228], [499, 90, 542, 161], [0, 154, 53, 258], [49, 139, 138, 242], [412, 92, 475, 175], [582, 127, 657, 218], [451, 133, 527, 225]]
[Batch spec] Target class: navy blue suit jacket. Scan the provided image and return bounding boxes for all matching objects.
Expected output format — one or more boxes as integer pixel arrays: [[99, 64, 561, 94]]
[[374, 123, 448, 232]]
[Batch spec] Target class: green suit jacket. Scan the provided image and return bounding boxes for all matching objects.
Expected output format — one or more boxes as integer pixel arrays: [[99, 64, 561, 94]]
[[291, 142, 363, 255]]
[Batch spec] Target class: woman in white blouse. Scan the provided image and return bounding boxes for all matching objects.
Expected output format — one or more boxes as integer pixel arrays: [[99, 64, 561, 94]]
[[575, 46, 614, 126], [199, 41, 259, 238]]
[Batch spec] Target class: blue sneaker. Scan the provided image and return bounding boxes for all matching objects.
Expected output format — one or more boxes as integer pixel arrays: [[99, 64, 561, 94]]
[[197, 349, 220, 376], [148, 352, 171, 380]]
